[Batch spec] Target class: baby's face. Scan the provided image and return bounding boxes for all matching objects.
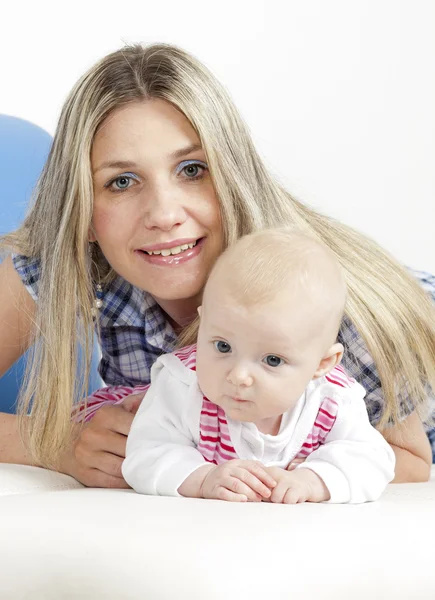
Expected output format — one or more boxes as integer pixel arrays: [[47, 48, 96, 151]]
[[196, 283, 328, 430]]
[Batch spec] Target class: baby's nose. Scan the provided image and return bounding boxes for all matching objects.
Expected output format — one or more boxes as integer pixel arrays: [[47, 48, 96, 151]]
[[226, 365, 254, 387]]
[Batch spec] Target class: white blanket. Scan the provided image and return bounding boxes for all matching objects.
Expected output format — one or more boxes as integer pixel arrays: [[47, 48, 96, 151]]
[[0, 464, 433, 599]]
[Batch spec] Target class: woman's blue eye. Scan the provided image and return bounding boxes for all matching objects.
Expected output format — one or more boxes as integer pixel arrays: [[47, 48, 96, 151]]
[[115, 176, 131, 189], [263, 355, 284, 368], [184, 164, 200, 177], [177, 160, 208, 180], [106, 173, 137, 192], [214, 341, 231, 354]]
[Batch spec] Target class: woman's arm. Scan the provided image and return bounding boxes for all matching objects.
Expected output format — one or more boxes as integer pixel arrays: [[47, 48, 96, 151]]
[[378, 411, 432, 483], [0, 256, 139, 487], [0, 255, 35, 379], [0, 413, 36, 465], [0, 256, 36, 464]]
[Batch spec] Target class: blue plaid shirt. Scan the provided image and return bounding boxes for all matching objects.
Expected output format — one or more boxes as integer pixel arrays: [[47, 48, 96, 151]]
[[12, 254, 435, 436]]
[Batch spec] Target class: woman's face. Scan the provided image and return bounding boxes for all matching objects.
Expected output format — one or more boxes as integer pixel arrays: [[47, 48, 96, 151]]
[[91, 99, 223, 320]]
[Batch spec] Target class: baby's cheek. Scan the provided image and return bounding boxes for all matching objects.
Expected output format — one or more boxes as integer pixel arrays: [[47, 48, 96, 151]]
[[268, 382, 298, 413], [197, 369, 215, 400]]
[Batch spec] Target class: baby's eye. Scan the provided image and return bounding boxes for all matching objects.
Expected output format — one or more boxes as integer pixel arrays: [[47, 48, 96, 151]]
[[263, 355, 284, 368], [214, 341, 232, 354], [177, 160, 208, 180]]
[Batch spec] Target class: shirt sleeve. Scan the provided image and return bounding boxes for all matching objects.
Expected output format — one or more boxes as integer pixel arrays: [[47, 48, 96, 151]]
[[11, 253, 41, 301], [122, 357, 206, 496], [297, 385, 396, 503], [411, 268, 435, 302]]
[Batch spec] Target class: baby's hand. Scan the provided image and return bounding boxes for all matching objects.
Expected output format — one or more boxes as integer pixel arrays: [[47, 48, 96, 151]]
[[264, 466, 330, 504], [200, 460, 277, 502]]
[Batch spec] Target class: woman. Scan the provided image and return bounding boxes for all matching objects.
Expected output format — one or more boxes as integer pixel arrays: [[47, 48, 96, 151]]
[[0, 43, 434, 488]]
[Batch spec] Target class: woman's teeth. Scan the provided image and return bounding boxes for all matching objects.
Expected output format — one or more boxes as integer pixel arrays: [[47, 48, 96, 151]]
[[144, 241, 197, 256]]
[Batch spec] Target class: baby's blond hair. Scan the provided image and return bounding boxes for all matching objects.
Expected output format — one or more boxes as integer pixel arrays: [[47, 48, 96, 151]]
[[205, 227, 347, 343]]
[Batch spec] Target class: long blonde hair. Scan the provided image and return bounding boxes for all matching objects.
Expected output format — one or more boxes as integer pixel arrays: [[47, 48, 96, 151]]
[[1, 43, 434, 466]]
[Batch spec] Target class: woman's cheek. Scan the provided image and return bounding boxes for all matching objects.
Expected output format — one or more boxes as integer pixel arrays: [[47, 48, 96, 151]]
[[92, 204, 131, 245]]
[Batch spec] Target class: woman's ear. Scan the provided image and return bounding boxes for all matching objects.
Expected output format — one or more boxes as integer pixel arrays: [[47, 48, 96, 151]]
[[312, 343, 344, 379], [197, 306, 202, 318], [88, 224, 97, 243]]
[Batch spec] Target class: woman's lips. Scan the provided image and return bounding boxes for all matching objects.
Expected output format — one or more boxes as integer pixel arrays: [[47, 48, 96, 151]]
[[139, 237, 199, 252], [135, 237, 204, 266]]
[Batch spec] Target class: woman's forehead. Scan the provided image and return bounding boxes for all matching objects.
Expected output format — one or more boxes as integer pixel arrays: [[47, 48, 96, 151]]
[[91, 99, 201, 168]]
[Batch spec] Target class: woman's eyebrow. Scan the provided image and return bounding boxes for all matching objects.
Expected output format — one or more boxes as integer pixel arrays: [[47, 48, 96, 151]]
[[93, 144, 204, 174], [93, 160, 138, 175], [168, 143, 203, 160]]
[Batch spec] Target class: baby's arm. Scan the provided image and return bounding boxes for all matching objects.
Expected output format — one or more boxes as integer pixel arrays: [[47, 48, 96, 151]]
[[122, 365, 207, 496], [296, 389, 396, 503]]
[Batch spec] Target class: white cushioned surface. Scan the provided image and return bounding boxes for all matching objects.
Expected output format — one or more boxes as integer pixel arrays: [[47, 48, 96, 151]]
[[0, 465, 433, 599]]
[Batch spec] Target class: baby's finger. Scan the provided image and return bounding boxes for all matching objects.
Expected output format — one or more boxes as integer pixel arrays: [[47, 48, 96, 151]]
[[225, 475, 264, 502], [287, 458, 306, 471], [245, 462, 277, 489], [232, 468, 272, 499], [269, 481, 289, 504], [216, 486, 248, 502], [283, 487, 306, 504]]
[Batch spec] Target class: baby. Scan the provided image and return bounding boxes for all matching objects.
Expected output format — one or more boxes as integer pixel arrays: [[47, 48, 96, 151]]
[[123, 228, 395, 504]]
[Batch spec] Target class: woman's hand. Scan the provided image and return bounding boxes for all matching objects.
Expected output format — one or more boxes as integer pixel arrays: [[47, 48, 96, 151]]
[[58, 393, 144, 488]]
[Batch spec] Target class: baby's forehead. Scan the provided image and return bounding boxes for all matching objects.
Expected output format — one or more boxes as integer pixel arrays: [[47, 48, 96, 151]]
[[203, 274, 343, 347], [205, 270, 339, 311], [202, 293, 329, 357]]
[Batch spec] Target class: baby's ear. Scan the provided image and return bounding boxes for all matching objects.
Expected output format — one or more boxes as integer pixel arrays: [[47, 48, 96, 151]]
[[312, 343, 344, 379], [197, 306, 202, 317]]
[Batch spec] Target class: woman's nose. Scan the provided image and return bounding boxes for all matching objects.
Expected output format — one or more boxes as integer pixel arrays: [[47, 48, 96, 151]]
[[142, 185, 187, 231], [226, 364, 254, 388]]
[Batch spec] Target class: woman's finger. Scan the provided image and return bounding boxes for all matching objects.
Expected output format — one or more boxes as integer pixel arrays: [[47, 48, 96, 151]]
[[84, 450, 125, 478], [91, 404, 136, 436], [78, 466, 130, 489], [77, 426, 128, 459], [120, 393, 145, 415]]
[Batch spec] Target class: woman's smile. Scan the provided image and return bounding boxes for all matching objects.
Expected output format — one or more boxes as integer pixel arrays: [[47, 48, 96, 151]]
[[135, 237, 205, 266]]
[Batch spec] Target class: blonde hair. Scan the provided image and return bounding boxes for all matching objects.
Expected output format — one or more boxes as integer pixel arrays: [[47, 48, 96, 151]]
[[204, 227, 347, 340], [1, 43, 434, 466]]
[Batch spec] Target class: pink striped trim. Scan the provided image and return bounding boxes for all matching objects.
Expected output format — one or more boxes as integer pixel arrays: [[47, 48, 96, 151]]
[[325, 364, 355, 389], [197, 398, 238, 464], [295, 396, 339, 459], [72, 384, 150, 423], [174, 344, 197, 370], [73, 344, 198, 423], [174, 344, 238, 464]]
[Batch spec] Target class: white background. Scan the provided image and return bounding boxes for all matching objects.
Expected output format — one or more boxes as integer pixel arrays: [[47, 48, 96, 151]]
[[0, 0, 433, 272]]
